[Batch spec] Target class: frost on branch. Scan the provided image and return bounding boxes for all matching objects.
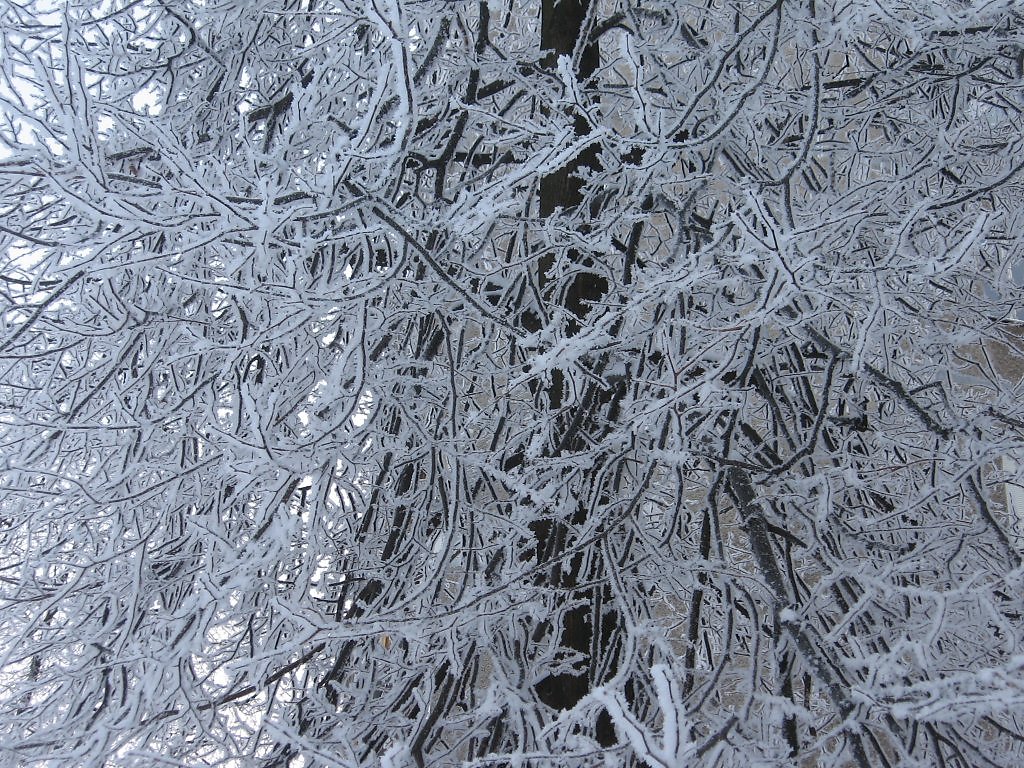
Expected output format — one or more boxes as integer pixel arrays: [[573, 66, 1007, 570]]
[[1, 0, 1024, 766]]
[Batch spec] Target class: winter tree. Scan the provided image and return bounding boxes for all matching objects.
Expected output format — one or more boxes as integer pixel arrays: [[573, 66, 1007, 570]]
[[2, 0, 1024, 765]]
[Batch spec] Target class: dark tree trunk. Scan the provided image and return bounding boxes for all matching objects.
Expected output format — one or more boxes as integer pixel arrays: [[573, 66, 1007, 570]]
[[532, 0, 619, 746]]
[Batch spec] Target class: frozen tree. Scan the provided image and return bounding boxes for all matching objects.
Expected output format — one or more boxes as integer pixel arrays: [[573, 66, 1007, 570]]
[[2, 0, 1024, 765]]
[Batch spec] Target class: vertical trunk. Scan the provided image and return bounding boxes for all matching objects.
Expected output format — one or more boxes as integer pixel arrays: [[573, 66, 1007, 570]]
[[532, 1, 619, 745], [538, 0, 605, 329]]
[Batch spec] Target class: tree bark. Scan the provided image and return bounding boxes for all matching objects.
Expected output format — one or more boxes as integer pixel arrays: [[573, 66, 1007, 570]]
[[532, 1, 619, 746]]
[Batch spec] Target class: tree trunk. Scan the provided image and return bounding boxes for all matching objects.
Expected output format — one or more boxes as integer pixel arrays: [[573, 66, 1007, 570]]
[[532, 1, 620, 745]]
